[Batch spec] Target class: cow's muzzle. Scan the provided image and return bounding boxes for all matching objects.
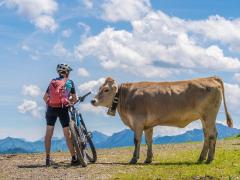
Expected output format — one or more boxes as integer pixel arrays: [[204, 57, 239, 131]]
[[91, 99, 97, 106]]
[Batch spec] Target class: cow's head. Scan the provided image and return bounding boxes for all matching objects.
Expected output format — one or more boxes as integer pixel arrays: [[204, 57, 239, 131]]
[[91, 77, 118, 108]]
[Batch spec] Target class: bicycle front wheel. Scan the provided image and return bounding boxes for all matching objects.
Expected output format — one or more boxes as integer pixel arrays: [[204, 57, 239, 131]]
[[69, 121, 88, 167], [84, 131, 97, 163], [86, 136, 97, 163]]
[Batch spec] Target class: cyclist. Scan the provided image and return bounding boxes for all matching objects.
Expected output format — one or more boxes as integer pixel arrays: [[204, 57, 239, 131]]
[[43, 63, 79, 166]]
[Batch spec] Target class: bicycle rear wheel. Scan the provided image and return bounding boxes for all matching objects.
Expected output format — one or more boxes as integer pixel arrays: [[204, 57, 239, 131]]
[[69, 121, 88, 167]]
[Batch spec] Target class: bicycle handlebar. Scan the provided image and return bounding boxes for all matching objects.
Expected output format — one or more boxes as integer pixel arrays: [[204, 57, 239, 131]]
[[72, 92, 91, 106]]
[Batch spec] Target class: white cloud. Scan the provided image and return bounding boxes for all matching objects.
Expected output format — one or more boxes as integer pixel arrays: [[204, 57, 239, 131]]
[[75, 28, 175, 78], [78, 78, 105, 93], [2, 0, 58, 32], [75, 11, 240, 79], [53, 42, 72, 58], [234, 73, 240, 83], [153, 120, 202, 137], [83, 0, 93, 9], [224, 83, 240, 112], [30, 55, 39, 61], [18, 99, 42, 118], [61, 28, 72, 38], [101, 0, 151, 22], [21, 45, 29, 51], [34, 15, 58, 32], [22, 85, 42, 97], [187, 15, 240, 52], [77, 68, 90, 77], [80, 103, 106, 115], [77, 22, 91, 40]]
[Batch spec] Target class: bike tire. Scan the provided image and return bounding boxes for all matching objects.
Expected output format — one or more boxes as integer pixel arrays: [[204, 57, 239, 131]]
[[85, 135, 97, 163], [80, 126, 97, 163], [69, 121, 88, 167]]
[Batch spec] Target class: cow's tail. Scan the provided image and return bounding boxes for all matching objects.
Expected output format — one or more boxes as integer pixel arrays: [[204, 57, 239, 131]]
[[214, 77, 233, 128]]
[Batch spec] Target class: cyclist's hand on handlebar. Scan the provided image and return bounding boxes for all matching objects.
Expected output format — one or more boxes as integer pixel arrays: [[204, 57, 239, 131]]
[[67, 99, 76, 107], [79, 96, 85, 102]]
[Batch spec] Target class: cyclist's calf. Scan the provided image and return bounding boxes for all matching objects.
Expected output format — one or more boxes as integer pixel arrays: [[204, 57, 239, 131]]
[[63, 127, 75, 157]]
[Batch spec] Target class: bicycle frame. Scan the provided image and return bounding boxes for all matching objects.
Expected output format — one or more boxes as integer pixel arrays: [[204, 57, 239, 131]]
[[68, 92, 97, 165], [68, 92, 92, 140], [69, 106, 88, 130]]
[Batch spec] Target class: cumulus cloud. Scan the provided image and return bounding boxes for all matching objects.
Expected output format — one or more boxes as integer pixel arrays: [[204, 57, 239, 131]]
[[234, 73, 240, 83], [61, 28, 72, 38], [77, 68, 90, 77], [224, 83, 240, 112], [75, 28, 176, 78], [187, 15, 240, 52], [21, 45, 29, 51], [83, 0, 93, 9], [22, 85, 42, 97], [153, 120, 202, 137], [53, 42, 72, 58], [75, 11, 240, 79], [2, 0, 58, 32], [80, 103, 106, 115], [101, 0, 151, 22], [18, 100, 42, 118], [78, 78, 105, 93], [34, 15, 58, 32], [77, 22, 91, 40]]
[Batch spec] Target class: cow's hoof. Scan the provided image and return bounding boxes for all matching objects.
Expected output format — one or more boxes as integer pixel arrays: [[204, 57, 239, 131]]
[[144, 159, 152, 164], [129, 158, 138, 164], [206, 159, 213, 164], [197, 158, 205, 164]]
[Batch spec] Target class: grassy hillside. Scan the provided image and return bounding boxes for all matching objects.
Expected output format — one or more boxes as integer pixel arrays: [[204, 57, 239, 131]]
[[1, 138, 240, 179]]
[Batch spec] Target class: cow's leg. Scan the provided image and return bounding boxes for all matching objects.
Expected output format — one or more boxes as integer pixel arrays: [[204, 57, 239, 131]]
[[200, 109, 218, 163], [130, 128, 143, 164], [199, 116, 218, 164], [144, 128, 153, 164], [206, 123, 218, 163], [198, 120, 209, 162]]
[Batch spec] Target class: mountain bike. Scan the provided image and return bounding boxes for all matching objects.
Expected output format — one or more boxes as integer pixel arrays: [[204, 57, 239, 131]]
[[68, 92, 97, 167]]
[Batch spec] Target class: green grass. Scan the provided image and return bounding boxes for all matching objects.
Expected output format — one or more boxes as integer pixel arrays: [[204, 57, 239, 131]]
[[111, 139, 240, 179]]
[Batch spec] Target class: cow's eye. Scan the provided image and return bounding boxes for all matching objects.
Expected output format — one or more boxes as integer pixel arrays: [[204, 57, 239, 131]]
[[104, 89, 109, 93]]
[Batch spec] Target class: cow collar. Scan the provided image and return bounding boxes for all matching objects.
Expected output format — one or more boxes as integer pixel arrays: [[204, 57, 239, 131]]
[[107, 85, 121, 116]]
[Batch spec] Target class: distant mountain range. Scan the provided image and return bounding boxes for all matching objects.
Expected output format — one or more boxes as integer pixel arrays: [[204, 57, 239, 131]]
[[0, 123, 239, 154], [153, 123, 240, 144]]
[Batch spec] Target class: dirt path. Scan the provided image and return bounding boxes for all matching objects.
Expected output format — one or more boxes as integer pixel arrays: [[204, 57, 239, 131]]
[[0, 147, 135, 180]]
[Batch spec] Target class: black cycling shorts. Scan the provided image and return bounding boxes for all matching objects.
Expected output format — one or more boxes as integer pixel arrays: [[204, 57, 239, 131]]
[[45, 106, 70, 128]]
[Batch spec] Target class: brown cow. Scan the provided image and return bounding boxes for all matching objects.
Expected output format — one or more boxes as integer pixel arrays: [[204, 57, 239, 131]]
[[91, 76, 233, 164]]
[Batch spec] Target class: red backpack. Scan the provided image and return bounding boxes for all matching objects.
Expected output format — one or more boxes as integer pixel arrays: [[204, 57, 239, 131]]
[[47, 78, 70, 107]]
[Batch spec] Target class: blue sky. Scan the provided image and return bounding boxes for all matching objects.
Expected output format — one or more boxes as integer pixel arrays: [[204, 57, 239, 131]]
[[1, 0, 240, 141]]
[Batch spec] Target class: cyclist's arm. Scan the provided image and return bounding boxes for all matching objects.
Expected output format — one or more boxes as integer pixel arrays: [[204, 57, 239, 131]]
[[69, 80, 77, 104], [43, 92, 49, 104], [70, 93, 78, 104]]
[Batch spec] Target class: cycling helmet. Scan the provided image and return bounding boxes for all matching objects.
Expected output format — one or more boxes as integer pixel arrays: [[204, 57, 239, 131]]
[[56, 64, 73, 74]]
